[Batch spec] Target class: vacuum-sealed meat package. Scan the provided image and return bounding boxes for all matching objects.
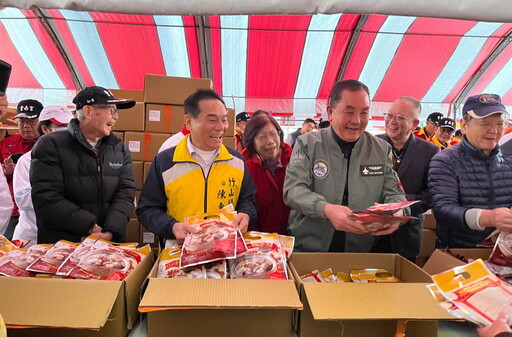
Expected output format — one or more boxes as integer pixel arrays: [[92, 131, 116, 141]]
[[68, 244, 150, 280], [157, 248, 205, 278], [26, 240, 78, 275], [0, 244, 51, 277], [230, 232, 288, 280], [181, 211, 238, 268]]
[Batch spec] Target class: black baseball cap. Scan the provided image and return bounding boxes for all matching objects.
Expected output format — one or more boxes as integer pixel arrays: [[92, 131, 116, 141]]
[[438, 117, 455, 130], [15, 99, 44, 119], [236, 112, 251, 123], [73, 86, 135, 110], [426, 112, 443, 125]]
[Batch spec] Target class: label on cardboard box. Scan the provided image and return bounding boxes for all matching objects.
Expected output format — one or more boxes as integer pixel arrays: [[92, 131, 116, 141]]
[[143, 232, 155, 244], [129, 141, 141, 153], [148, 110, 161, 122]]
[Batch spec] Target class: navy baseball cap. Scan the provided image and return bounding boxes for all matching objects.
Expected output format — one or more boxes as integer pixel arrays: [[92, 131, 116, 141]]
[[73, 86, 135, 110], [462, 94, 507, 119]]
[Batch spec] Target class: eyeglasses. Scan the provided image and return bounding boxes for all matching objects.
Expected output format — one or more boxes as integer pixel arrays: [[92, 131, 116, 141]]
[[93, 104, 118, 116], [474, 121, 507, 131], [17, 118, 38, 125], [439, 128, 454, 135], [255, 131, 281, 142], [383, 112, 414, 122]]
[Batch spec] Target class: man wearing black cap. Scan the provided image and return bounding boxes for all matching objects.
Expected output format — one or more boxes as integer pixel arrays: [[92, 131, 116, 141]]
[[429, 94, 512, 248], [430, 117, 457, 150], [413, 112, 443, 141], [30, 86, 136, 243], [0, 99, 43, 238], [235, 111, 250, 152]]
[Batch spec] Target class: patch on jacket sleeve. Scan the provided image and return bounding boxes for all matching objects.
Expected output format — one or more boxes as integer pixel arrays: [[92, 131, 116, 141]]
[[312, 160, 329, 179], [360, 165, 384, 176]]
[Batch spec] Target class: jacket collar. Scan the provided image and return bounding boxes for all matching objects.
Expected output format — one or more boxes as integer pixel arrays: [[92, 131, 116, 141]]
[[173, 134, 232, 163], [461, 135, 499, 160], [67, 118, 119, 151]]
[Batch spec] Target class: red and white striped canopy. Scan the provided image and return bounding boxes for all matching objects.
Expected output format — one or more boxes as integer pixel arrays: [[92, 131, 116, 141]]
[[1, 7, 511, 128]]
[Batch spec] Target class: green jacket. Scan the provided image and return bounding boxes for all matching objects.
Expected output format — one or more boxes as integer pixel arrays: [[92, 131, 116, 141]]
[[283, 127, 406, 252]]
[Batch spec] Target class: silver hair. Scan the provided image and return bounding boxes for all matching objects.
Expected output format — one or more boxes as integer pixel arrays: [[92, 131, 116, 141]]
[[76, 108, 85, 121]]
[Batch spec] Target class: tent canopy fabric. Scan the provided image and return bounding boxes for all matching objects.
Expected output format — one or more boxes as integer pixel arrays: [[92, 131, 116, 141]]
[[0, 2, 511, 127]]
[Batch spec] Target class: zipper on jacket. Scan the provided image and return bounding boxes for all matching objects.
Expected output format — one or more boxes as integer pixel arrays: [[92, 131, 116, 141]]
[[486, 160, 495, 208]]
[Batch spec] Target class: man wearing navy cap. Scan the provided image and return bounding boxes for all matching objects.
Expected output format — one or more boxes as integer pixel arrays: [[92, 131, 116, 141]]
[[235, 111, 250, 152], [413, 112, 443, 141], [30, 86, 136, 243], [429, 94, 512, 248], [0, 99, 43, 238]]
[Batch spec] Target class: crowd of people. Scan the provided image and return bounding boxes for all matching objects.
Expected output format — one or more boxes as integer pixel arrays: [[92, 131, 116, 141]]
[[0, 80, 511, 335]]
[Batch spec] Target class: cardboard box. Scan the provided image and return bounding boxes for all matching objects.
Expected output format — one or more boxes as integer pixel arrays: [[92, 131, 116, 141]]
[[144, 74, 213, 105], [223, 136, 235, 149], [2, 251, 154, 337], [289, 253, 453, 337], [423, 212, 437, 230], [418, 229, 437, 257], [422, 248, 492, 276], [113, 102, 145, 132], [124, 132, 170, 162], [112, 131, 124, 142], [139, 262, 303, 337], [126, 217, 141, 243], [225, 108, 235, 137], [145, 104, 185, 133], [132, 161, 143, 190], [143, 161, 152, 182], [109, 89, 144, 102]]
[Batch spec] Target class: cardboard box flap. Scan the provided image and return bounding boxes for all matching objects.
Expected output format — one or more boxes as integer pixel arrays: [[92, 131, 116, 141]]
[[304, 283, 453, 320], [0, 277, 122, 329], [139, 278, 303, 310], [124, 251, 154, 329], [422, 249, 492, 276]]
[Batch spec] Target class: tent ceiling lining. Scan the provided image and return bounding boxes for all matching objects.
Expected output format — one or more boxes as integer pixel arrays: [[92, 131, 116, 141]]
[[2, 0, 512, 23]]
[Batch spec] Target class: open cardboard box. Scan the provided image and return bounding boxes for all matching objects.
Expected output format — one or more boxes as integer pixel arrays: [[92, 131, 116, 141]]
[[422, 248, 492, 276], [289, 253, 454, 337], [139, 259, 303, 337], [1, 251, 154, 337]]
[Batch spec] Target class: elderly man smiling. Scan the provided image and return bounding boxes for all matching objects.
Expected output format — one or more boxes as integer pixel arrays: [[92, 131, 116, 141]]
[[429, 94, 512, 248]]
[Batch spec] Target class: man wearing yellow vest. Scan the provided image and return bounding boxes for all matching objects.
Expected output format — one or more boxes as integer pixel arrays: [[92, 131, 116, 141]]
[[137, 89, 257, 241]]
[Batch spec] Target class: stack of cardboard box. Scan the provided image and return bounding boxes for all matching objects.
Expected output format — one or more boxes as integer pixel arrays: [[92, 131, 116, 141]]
[[416, 212, 438, 266], [110, 75, 236, 250]]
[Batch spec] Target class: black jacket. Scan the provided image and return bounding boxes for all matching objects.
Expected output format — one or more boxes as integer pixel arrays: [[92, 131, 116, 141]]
[[30, 119, 135, 243], [375, 134, 439, 260], [429, 137, 512, 248]]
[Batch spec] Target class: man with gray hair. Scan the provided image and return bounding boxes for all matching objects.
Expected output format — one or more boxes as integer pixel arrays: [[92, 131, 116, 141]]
[[373, 97, 439, 261], [429, 94, 512, 248], [30, 86, 136, 243]]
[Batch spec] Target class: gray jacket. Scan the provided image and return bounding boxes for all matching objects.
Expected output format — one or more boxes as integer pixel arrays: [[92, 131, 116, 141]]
[[284, 127, 406, 252]]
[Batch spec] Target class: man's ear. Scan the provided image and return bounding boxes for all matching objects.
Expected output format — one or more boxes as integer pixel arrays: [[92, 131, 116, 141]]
[[82, 106, 93, 120], [327, 106, 333, 123], [184, 114, 192, 131]]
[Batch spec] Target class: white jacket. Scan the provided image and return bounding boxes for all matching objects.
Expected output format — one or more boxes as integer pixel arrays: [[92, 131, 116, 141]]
[[0, 168, 12, 235], [12, 151, 37, 246], [158, 132, 185, 153]]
